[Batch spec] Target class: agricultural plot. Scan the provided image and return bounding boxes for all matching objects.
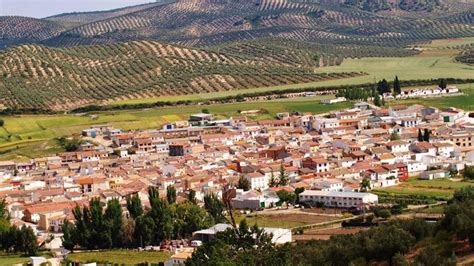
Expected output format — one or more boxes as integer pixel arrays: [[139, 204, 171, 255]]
[[374, 177, 474, 201], [235, 213, 339, 229], [66, 250, 170, 264], [0, 41, 362, 110]]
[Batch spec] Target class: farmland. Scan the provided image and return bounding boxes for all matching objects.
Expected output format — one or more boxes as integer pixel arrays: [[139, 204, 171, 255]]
[[235, 212, 339, 229], [66, 250, 170, 264], [374, 177, 474, 200], [0, 41, 362, 110]]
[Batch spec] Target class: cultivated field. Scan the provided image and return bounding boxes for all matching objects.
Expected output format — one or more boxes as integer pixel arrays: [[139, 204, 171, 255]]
[[375, 177, 474, 200], [235, 212, 339, 229], [66, 250, 170, 264]]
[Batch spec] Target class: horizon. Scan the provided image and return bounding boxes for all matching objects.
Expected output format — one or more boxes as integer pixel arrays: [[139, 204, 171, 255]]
[[0, 0, 154, 18]]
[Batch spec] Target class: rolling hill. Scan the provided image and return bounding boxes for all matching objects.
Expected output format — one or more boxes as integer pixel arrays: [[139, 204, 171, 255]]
[[0, 0, 472, 49], [0, 41, 363, 110]]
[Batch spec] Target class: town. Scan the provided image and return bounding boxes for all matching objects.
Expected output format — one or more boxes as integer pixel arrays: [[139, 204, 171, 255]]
[[1, 99, 474, 264]]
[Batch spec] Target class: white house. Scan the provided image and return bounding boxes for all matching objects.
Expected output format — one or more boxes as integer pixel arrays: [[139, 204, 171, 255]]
[[386, 140, 410, 153], [245, 172, 268, 191], [299, 190, 378, 209]]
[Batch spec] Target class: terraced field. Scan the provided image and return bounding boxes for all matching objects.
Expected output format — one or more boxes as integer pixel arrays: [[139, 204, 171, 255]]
[[0, 41, 362, 110]]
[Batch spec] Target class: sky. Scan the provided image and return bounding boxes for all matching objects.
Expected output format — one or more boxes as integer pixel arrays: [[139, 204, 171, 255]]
[[0, 0, 154, 18]]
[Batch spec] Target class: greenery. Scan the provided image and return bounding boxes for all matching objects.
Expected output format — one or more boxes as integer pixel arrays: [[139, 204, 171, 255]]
[[188, 187, 474, 265], [464, 165, 474, 180], [66, 250, 170, 264], [237, 176, 251, 191], [62, 187, 214, 251], [0, 199, 39, 256]]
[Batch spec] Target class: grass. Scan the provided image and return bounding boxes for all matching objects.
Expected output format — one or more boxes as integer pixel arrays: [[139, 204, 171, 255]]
[[394, 83, 474, 110], [0, 254, 30, 265], [375, 177, 474, 199], [235, 213, 338, 229], [66, 250, 170, 264]]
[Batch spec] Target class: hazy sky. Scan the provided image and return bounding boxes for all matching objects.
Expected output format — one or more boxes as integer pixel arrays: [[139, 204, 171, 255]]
[[0, 0, 154, 18]]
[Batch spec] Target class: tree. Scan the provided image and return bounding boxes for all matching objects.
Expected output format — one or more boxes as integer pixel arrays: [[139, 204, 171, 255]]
[[464, 166, 474, 180], [61, 220, 76, 251], [133, 216, 155, 247], [418, 128, 424, 142], [277, 190, 296, 209], [204, 193, 225, 223], [172, 202, 213, 238], [295, 187, 305, 204], [202, 109, 210, 114], [393, 76, 401, 96], [126, 194, 143, 219], [377, 79, 391, 94], [19, 226, 39, 256], [0, 199, 9, 221], [186, 220, 283, 266], [374, 92, 382, 107], [390, 131, 400, 141], [188, 189, 196, 204], [360, 178, 371, 192], [0, 119, 4, 127], [439, 78, 447, 89], [104, 199, 123, 248], [278, 163, 289, 186], [268, 169, 279, 187], [423, 128, 430, 142], [237, 176, 251, 191], [167, 186, 177, 204]]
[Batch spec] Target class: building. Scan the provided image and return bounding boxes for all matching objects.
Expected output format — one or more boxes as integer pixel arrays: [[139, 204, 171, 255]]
[[299, 190, 378, 209]]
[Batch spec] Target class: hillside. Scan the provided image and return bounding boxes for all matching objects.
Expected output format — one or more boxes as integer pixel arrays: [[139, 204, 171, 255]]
[[42, 0, 473, 48], [45, 1, 168, 27], [0, 0, 472, 49], [0, 41, 362, 110], [0, 17, 65, 49]]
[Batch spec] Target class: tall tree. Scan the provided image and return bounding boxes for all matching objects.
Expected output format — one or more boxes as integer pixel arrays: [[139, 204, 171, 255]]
[[126, 194, 143, 219], [167, 186, 177, 204], [188, 189, 197, 204], [133, 216, 155, 247], [204, 193, 225, 223], [418, 128, 424, 142], [278, 163, 290, 186], [237, 176, 251, 191], [393, 76, 401, 96], [105, 199, 123, 248], [61, 220, 76, 251], [360, 178, 371, 192], [439, 78, 447, 89], [423, 128, 430, 142], [374, 92, 382, 107], [268, 169, 279, 187], [377, 79, 391, 94]]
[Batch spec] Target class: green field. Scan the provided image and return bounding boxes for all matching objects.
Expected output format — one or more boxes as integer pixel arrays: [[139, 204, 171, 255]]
[[319, 50, 474, 83], [375, 177, 474, 199], [66, 250, 170, 264], [235, 213, 338, 229], [0, 254, 30, 265]]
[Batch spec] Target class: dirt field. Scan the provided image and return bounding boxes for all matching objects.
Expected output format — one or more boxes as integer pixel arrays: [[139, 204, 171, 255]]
[[294, 227, 369, 241]]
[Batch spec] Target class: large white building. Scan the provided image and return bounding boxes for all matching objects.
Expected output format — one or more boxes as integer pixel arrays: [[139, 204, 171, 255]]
[[299, 190, 378, 208]]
